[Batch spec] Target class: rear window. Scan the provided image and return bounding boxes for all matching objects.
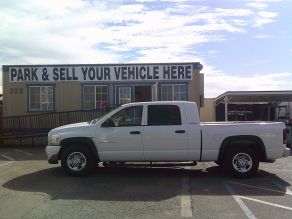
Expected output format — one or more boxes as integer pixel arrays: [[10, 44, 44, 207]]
[[147, 105, 181, 126]]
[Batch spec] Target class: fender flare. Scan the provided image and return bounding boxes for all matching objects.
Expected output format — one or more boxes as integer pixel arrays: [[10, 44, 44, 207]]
[[217, 135, 267, 164], [59, 137, 100, 162]]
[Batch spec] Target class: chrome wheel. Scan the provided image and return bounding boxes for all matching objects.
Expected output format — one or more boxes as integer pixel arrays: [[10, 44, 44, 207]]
[[232, 153, 252, 173], [67, 152, 87, 172]]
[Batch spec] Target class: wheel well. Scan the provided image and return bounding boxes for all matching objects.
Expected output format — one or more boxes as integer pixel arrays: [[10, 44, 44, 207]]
[[217, 135, 267, 164], [58, 137, 99, 162]]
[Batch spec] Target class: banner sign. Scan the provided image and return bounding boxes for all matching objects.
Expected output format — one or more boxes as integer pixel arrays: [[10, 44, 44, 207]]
[[9, 64, 195, 82]]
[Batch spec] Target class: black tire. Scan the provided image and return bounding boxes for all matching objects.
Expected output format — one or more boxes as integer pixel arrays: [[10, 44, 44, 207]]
[[223, 146, 259, 178], [61, 145, 96, 176]]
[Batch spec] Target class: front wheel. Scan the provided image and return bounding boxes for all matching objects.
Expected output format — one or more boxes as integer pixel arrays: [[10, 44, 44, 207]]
[[61, 145, 96, 176], [224, 146, 259, 178]]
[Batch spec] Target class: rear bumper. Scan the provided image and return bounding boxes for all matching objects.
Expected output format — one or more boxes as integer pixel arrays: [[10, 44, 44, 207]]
[[284, 147, 291, 157], [45, 146, 61, 164]]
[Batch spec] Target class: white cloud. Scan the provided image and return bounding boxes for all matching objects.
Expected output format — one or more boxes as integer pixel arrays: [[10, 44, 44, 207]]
[[0, 0, 285, 97], [246, 0, 283, 10], [255, 34, 272, 38], [246, 2, 268, 9], [254, 0, 282, 2], [254, 11, 278, 27], [205, 72, 292, 97], [258, 11, 278, 18], [254, 18, 274, 27], [0, 0, 258, 67]]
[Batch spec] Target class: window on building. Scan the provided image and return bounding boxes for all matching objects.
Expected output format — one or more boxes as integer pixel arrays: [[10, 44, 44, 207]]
[[160, 84, 187, 101], [28, 86, 54, 111], [83, 85, 108, 110], [118, 87, 132, 105], [148, 105, 181, 126]]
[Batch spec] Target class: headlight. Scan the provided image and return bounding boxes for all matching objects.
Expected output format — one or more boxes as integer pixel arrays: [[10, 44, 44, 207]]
[[48, 134, 61, 145]]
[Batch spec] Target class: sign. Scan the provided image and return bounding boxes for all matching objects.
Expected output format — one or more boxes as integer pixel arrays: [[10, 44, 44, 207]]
[[8, 64, 197, 82]]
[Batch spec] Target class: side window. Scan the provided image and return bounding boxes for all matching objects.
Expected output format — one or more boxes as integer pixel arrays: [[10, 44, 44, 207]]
[[148, 105, 181, 126], [111, 106, 143, 127]]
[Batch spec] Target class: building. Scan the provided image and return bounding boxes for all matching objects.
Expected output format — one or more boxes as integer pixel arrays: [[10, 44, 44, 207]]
[[200, 98, 214, 122], [200, 91, 292, 123], [2, 62, 204, 117], [214, 91, 292, 122], [213, 91, 292, 146]]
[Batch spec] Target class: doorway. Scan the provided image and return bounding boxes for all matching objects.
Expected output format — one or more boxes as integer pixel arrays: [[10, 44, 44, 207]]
[[135, 86, 151, 102]]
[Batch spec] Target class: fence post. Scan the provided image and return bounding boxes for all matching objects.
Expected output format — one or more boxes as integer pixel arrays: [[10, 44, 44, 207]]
[[18, 117, 22, 145], [67, 112, 70, 124]]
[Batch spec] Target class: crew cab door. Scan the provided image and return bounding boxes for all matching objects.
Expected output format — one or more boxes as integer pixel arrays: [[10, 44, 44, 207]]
[[143, 104, 188, 161], [97, 105, 144, 161]]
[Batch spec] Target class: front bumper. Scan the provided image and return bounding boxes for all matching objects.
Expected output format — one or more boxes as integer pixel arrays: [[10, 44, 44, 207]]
[[45, 146, 61, 164], [284, 147, 291, 157]]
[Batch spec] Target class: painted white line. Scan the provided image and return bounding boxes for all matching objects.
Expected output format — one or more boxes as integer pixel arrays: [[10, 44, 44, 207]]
[[0, 161, 14, 167], [13, 149, 32, 156], [223, 183, 257, 219], [1, 154, 14, 161], [238, 196, 292, 212], [269, 179, 292, 196], [12, 149, 33, 160], [19, 154, 32, 160], [181, 176, 192, 217], [226, 180, 291, 196]]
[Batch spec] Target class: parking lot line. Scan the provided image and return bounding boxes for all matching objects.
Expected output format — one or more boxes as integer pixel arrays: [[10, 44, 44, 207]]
[[269, 179, 292, 196], [1, 154, 14, 161], [238, 196, 292, 212], [223, 183, 257, 219], [0, 154, 15, 167], [226, 180, 291, 196], [181, 168, 192, 218], [13, 149, 32, 156], [0, 161, 14, 167]]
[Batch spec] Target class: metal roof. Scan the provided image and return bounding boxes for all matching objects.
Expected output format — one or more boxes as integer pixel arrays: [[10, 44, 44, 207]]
[[215, 91, 292, 104]]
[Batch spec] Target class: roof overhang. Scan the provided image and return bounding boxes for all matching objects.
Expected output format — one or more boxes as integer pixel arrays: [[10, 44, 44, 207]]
[[215, 91, 292, 104]]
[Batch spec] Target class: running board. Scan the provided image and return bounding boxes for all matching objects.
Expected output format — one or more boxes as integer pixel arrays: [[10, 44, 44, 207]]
[[102, 161, 197, 168]]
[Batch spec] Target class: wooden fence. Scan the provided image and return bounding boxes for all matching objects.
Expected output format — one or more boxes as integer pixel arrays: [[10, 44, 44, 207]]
[[0, 106, 117, 146]]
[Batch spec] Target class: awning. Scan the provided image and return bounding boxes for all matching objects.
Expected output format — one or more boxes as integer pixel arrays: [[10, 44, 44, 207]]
[[215, 91, 292, 104]]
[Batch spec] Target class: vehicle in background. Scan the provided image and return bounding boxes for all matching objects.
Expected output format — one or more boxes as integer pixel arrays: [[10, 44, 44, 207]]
[[275, 102, 292, 147]]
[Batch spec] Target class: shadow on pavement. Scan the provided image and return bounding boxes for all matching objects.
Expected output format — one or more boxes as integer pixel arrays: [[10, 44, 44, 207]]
[[3, 166, 290, 201]]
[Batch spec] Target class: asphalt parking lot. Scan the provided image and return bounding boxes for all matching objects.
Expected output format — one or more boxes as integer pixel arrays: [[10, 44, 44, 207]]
[[0, 146, 292, 219]]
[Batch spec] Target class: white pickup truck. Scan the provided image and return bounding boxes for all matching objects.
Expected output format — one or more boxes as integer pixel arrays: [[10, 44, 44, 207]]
[[46, 101, 290, 178]]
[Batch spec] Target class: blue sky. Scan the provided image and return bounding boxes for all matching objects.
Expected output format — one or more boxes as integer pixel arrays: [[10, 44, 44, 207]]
[[0, 0, 291, 97]]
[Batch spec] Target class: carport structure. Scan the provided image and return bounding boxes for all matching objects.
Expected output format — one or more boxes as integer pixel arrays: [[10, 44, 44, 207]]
[[214, 91, 292, 122]]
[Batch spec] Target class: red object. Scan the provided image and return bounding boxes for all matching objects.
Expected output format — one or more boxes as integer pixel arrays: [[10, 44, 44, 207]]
[[99, 101, 107, 109]]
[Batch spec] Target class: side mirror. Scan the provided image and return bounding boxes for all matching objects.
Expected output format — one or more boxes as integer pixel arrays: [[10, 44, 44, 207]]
[[101, 118, 115, 128]]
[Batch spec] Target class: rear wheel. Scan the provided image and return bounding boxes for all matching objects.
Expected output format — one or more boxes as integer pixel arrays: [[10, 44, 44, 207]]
[[61, 145, 96, 176], [224, 146, 259, 178]]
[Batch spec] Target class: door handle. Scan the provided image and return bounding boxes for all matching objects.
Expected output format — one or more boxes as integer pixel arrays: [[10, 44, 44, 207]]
[[175, 130, 186, 134], [130, 131, 141, 134]]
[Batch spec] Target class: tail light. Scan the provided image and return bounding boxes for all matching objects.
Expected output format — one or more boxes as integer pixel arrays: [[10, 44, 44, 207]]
[[283, 129, 288, 144]]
